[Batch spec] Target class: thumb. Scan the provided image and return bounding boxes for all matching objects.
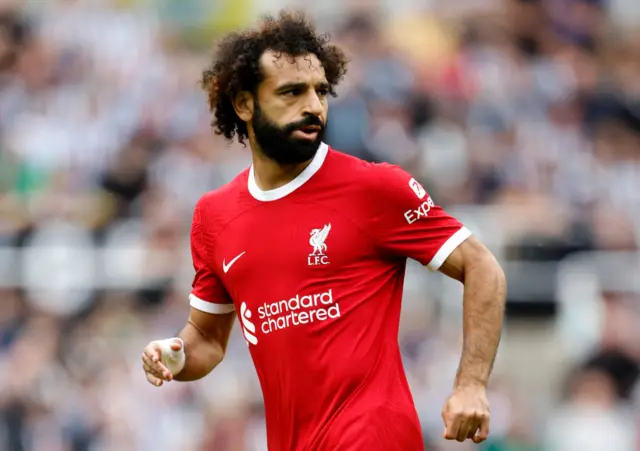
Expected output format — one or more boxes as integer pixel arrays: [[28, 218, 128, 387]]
[[155, 338, 186, 376], [170, 338, 183, 352]]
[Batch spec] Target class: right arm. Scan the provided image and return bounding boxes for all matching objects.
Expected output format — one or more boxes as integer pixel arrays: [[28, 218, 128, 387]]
[[173, 307, 235, 381], [142, 197, 237, 385], [177, 197, 236, 381]]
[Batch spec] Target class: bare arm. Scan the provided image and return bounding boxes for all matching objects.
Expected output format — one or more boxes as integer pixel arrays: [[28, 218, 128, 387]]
[[173, 307, 236, 382], [438, 235, 506, 389]]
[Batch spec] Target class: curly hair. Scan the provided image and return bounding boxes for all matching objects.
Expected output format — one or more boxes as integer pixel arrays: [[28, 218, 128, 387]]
[[201, 11, 349, 145]]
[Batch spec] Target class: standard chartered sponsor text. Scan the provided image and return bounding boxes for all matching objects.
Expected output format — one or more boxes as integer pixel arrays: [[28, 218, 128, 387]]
[[257, 289, 340, 334]]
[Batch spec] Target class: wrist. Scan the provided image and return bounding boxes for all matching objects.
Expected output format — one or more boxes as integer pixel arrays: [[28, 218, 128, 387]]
[[454, 377, 487, 391]]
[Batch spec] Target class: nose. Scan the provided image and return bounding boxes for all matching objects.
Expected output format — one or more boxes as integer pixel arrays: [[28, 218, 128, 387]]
[[303, 92, 324, 117]]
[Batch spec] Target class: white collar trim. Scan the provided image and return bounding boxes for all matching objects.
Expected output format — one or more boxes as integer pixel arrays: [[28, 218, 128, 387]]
[[248, 142, 329, 202]]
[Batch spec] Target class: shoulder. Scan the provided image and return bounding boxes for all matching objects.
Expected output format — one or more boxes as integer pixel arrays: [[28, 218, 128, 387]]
[[192, 168, 251, 234], [368, 162, 426, 202], [326, 147, 418, 198]]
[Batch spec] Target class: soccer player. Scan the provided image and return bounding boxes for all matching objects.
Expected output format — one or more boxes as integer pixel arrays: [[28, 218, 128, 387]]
[[141, 11, 506, 450]]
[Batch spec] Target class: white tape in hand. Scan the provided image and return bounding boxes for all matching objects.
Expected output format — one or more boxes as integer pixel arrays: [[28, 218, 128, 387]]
[[155, 338, 186, 376]]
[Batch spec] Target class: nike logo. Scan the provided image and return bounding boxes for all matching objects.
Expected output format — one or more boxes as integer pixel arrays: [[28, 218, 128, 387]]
[[223, 251, 246, 273]]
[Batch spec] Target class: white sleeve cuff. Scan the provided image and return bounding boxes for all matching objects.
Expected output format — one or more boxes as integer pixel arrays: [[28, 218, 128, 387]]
[[189, 294, 236, 314], [426, 227, 472, 272]]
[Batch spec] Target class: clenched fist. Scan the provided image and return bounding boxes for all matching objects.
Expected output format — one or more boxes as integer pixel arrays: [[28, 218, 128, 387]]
[[141, 338, 185, 387], [441, 385, 490, 443]]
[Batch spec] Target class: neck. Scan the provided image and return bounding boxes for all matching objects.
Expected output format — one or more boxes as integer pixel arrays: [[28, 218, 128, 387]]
[[249, 140, 315, 191]]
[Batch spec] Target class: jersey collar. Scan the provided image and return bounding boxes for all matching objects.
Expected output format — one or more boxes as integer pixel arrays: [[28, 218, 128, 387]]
[[248, 142, 328, 202]]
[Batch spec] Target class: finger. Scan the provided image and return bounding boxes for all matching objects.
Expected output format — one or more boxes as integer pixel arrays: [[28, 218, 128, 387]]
[[473, 415, 490, 443], [457, 420, 472, 443], [142, 362, 165, 380], [145, 372, 163, 387], [442, 414, 462, 441], [141, 353, 157, 370], [144, 345, 162, 363], [464, 419, 483, 441], [142, 351, 170, 375], [466, 416, 483, 439], [141, 353, 172, 380], [170, 339, 183, 352], [141, 353, 163, 376]]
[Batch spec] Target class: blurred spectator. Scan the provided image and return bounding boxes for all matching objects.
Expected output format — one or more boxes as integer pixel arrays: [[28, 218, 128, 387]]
[[544, 365, 636, 451]]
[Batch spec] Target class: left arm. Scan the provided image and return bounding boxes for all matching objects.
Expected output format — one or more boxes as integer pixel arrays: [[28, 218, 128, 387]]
[[438, 235, 506, 389], [365, 164, 505, 443]]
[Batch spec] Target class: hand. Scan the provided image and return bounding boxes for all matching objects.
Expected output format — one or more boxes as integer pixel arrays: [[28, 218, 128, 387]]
[[441, 385, 490, 443], [141, 338, 185, 387]]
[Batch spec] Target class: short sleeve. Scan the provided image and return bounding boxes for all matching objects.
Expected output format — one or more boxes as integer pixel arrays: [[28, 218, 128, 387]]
[[189, 203, 235, 314], [368, 164, 471, 271]]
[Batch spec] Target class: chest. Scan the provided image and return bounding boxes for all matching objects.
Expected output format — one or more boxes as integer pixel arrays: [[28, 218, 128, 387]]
[[213, 203, 376, 301]]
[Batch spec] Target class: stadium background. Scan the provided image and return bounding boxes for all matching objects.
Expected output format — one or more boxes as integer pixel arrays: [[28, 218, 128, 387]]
[[1, 0, 640, 449]]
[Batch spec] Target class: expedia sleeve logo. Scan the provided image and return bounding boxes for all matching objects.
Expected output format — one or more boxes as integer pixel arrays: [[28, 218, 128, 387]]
[[408, 177, 426, 199], [404, 196, 435, 224]]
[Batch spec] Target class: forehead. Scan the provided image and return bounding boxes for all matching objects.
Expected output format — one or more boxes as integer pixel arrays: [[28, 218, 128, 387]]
[[259, 51, 327, 87]]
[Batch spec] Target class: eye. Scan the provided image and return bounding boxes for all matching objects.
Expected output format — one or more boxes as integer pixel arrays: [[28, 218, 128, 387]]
[[282, 88, 302, 97], [317, 88, 329, 97]]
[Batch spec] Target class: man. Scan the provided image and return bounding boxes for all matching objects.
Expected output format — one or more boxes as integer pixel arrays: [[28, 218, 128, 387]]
[[142, 11, 506, 451]]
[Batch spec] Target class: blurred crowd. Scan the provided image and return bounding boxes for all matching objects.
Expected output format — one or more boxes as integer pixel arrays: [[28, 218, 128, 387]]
[[1, 0, 640, 450]]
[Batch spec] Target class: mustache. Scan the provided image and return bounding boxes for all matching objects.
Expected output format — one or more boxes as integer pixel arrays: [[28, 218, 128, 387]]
[[284, 115, 325, 134]]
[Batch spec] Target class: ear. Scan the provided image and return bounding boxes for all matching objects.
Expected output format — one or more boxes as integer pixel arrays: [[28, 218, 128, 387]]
[[233, 91, 254, 122]]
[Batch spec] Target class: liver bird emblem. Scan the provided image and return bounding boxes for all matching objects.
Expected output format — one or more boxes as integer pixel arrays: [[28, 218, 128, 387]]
[[309, 224, 331, 256]]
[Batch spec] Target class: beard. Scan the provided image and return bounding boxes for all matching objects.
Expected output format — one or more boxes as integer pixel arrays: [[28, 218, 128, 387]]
[[252, 103, 325, 165]]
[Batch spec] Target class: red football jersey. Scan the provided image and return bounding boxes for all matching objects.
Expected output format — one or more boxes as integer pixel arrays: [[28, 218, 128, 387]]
[[189, 143, 471, 451]]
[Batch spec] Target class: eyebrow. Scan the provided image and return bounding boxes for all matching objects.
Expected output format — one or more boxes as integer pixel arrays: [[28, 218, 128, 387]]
[[276, 81, 331, 92]]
